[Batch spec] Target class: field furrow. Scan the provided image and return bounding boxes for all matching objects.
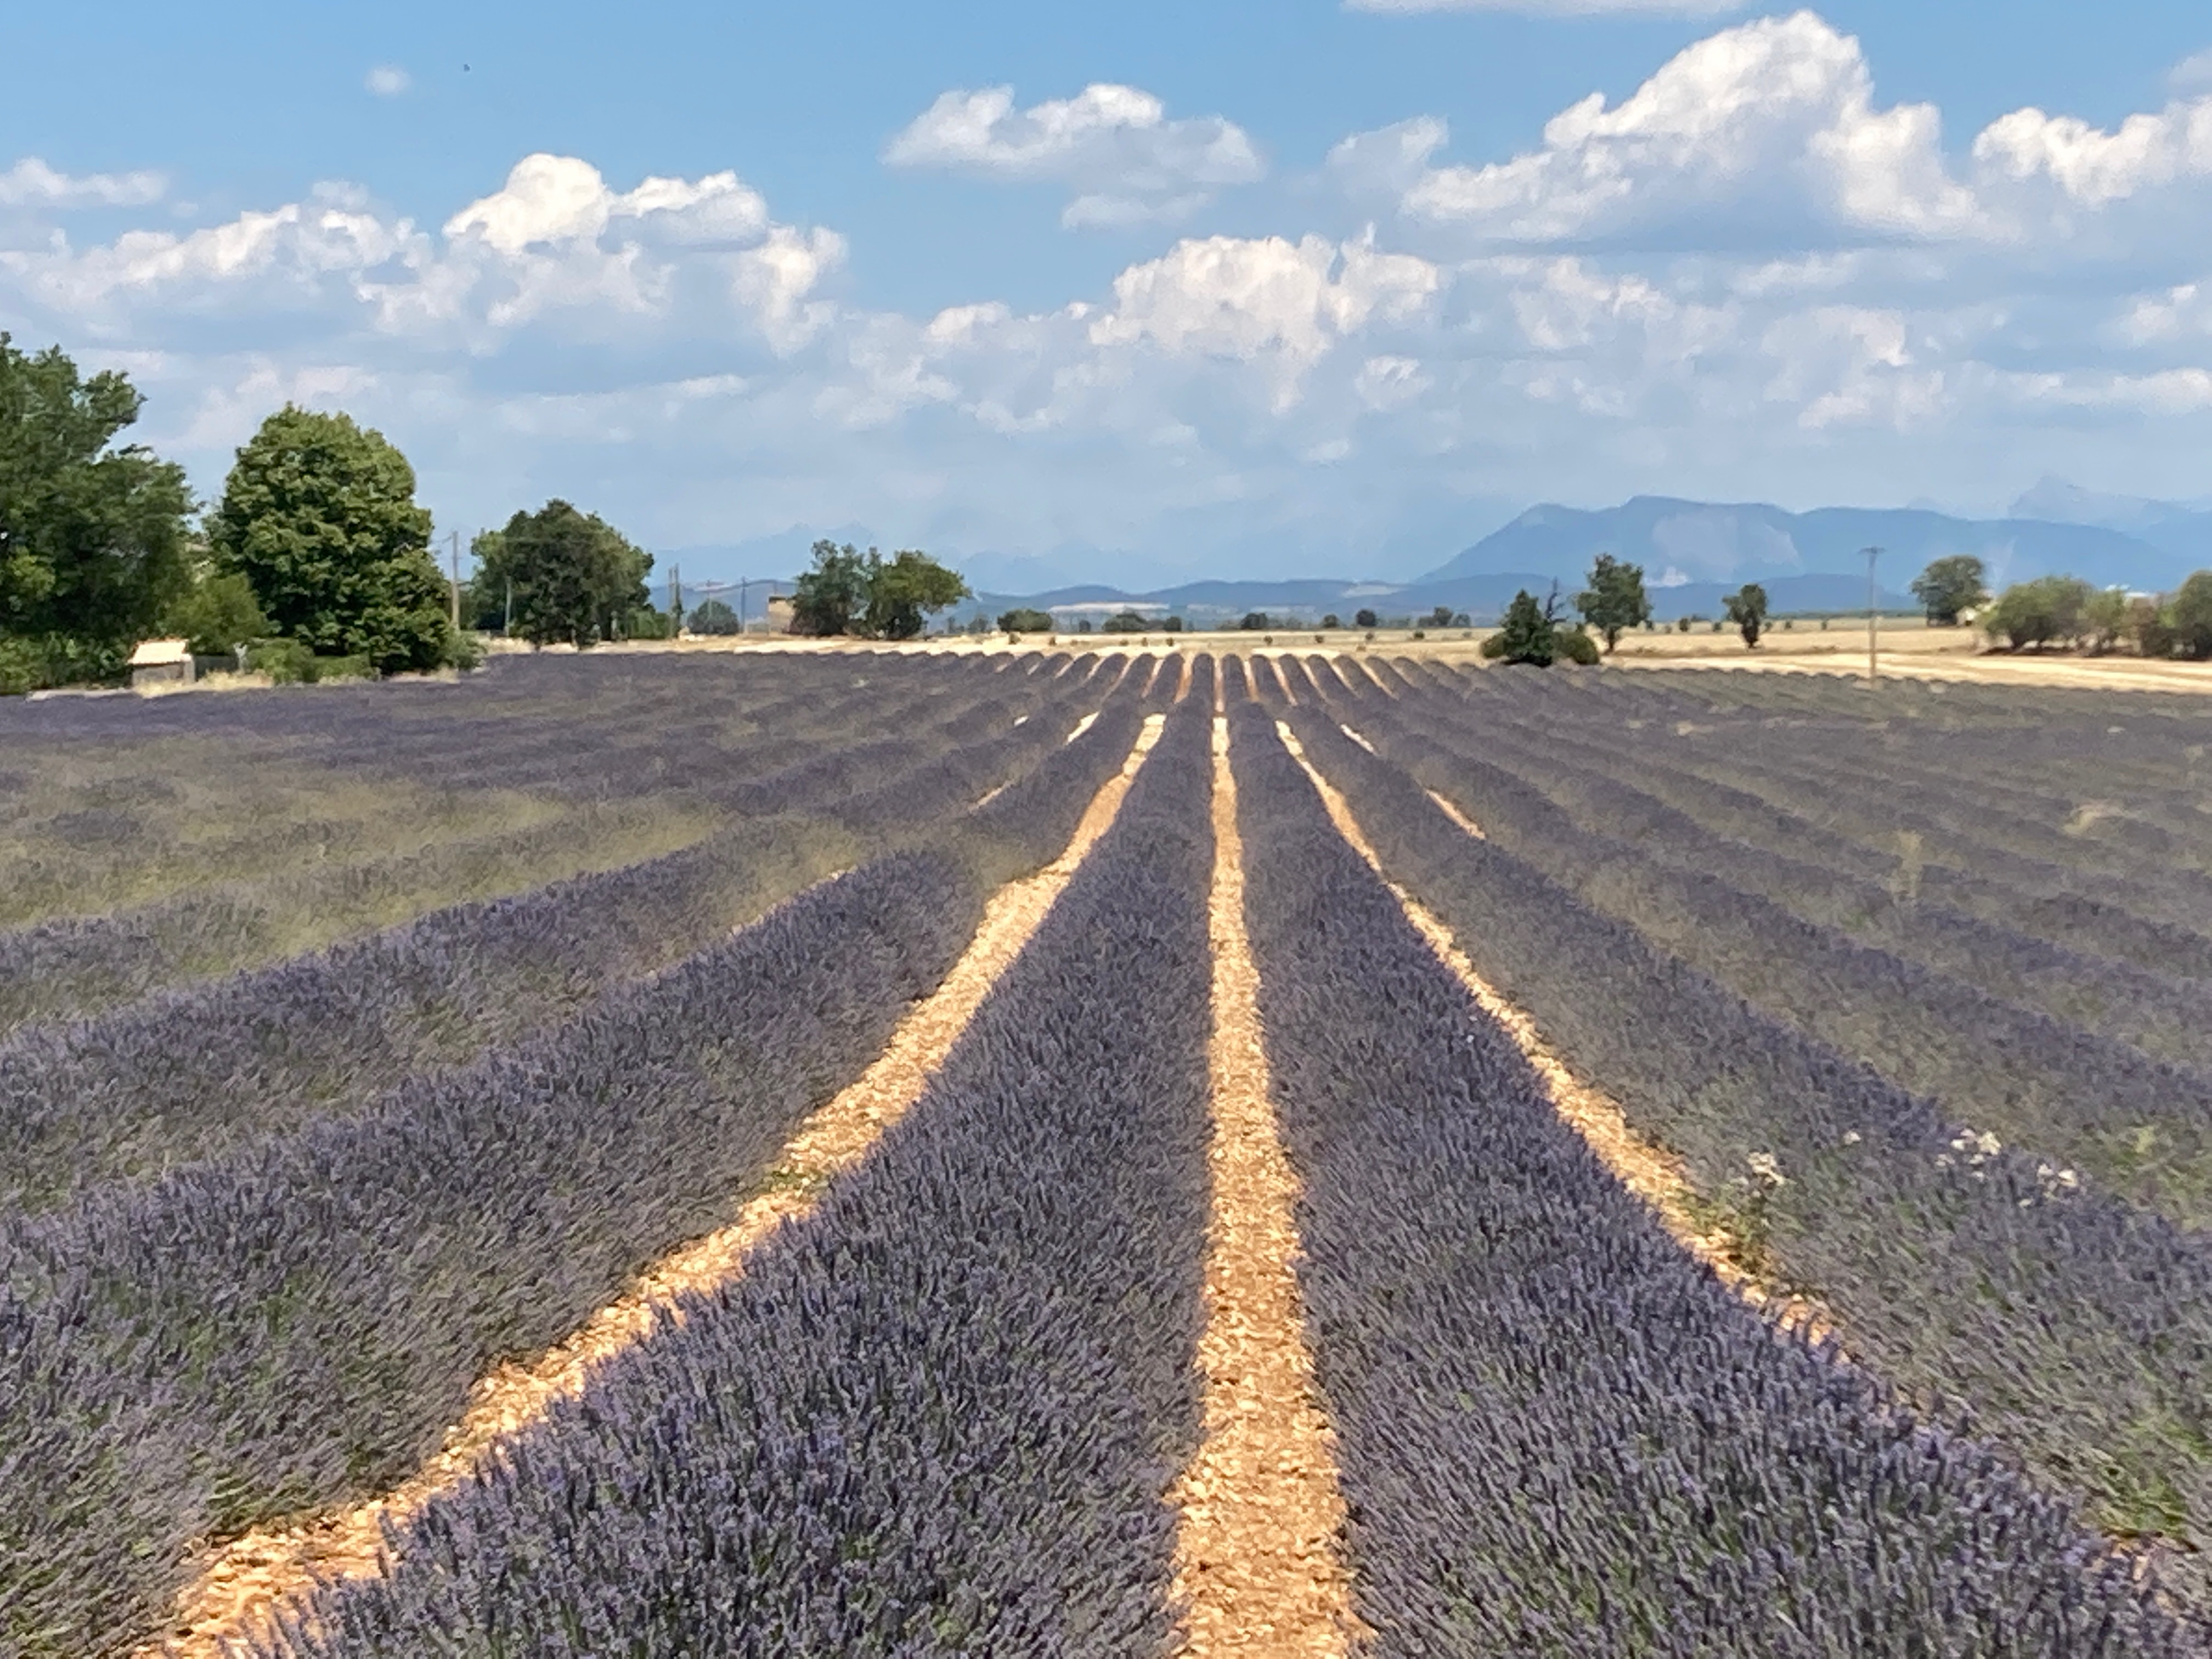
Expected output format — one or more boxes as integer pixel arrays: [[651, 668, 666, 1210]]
[[253, 681, 1221, 1657], [1269, 681, 2212, 1598], [0, 680, 1149, 1656], [10, 645, 2212, 1655], [1225, 692, 2194, 1655]]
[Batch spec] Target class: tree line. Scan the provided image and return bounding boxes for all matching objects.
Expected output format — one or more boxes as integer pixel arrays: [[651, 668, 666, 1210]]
[[0, 335, 972, 691], [1912, 555, 2212, 658], [1487, 551, 2212, 666], [1, 334, 476, 690]]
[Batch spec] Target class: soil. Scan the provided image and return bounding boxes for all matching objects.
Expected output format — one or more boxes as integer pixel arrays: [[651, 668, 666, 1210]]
[[1166, 720, 1365, 1657]]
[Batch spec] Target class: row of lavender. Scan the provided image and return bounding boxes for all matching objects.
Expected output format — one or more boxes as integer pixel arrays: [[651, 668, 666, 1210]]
[[0, 663, 1150, 1655], [0, 653, 1089, 1031], [262, 678, 1221, 1656], [1641, 666, 2212, 846], [1266, 661, 2212, 1603], [1221, 686, 2190, 1654], [0, 659, 1116, 1215], [1427, 670, 2212, 1045], [1421, 664, 2212, 965], [1333, 664, 2212, 1229], [146, 671, 2191, 1657], [1, 652, 1102, 820]]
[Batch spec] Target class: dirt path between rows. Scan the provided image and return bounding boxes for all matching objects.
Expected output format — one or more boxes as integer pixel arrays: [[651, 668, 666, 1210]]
[[1166, 720, 1365, 1658], [151, 716, 1171, 1657], [1273, 722, 1827, 1341]]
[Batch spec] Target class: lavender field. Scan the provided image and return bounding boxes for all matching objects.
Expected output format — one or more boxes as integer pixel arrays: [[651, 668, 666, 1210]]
[[4, 649, 2209, 1657]]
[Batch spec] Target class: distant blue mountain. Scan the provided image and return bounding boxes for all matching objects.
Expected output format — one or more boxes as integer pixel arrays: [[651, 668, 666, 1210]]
[[2010, 477, 2212, 568], [1419, 496, 2188, 595], [668, 494, 2208, 630]]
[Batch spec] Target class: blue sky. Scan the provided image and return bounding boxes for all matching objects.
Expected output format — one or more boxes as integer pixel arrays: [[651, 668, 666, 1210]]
[[6, 1, 2212, 585]]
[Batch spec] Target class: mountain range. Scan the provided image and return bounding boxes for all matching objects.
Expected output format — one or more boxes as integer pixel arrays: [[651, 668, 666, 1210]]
[[654, 481, 2212, 627]]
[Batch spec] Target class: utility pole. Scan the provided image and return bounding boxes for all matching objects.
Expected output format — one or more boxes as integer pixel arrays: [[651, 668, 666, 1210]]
[[448, 529, 462, 631], [503, 578, 512, 636], [740, 575, 751, 636], [670, 562, 683, 632], [1863, 545, 1883, 688]]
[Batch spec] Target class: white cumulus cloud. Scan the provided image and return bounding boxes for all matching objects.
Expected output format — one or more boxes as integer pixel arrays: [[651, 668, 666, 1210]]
[[365, 65, 411, 98], [885, 83, 1263, 228], [0, 157, 165, 210], [1399, 12, 1977, 244]]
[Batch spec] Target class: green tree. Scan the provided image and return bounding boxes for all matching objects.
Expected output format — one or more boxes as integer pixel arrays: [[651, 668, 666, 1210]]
[[1163, 614, 1184, 634], [165, 571, 266, 660], [1724, 582, 1770, 648], [0, 335, 193, 689], [864, 549, 968, 640], [210, 407, 451, 674], [1241, 611, 1271, 631], [1101, 609, 1149, 634], [1575, 554, 1652, 653], [476, 500, 652, 648], [997, 606, 1055, 634], [1427, 603, 1454, 628], [791, 541, 872, 635], [2170, 571, 2212, 659], [688, 597, 741, 635], [1491, 588, 1556, 665], [1321, 613, 1341, 629], [2081, 586, 2128, 654], [1910, 555, 1990, 625], [1353, 607, 1378, 629], [2127, 594, 2177, 659], [1982, 575, 2092, 650]]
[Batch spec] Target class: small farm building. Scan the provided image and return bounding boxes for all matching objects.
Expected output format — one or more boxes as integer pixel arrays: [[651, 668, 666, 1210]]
[[128, 638, 194, 690]]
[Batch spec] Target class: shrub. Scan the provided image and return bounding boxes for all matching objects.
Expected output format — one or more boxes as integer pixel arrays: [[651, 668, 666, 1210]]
[[1491, 590, 1555, 666], [689, 599, 741, 636], [1556, 626, 1600, 665]]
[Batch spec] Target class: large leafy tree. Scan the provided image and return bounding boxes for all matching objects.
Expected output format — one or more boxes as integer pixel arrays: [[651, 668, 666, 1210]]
[[789, 540, 872, 636], [476, 500, 653, 648], [1982, 574, 2091, 650], [1575, 554, 1652, 653], [0, 335, 193, 686], [210, 407, 450, 674], [865, 549, 968, 639], [791, 540, 967, 639], [1910, 555, 1990, 626], [1724, 582, 1770, 648]]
